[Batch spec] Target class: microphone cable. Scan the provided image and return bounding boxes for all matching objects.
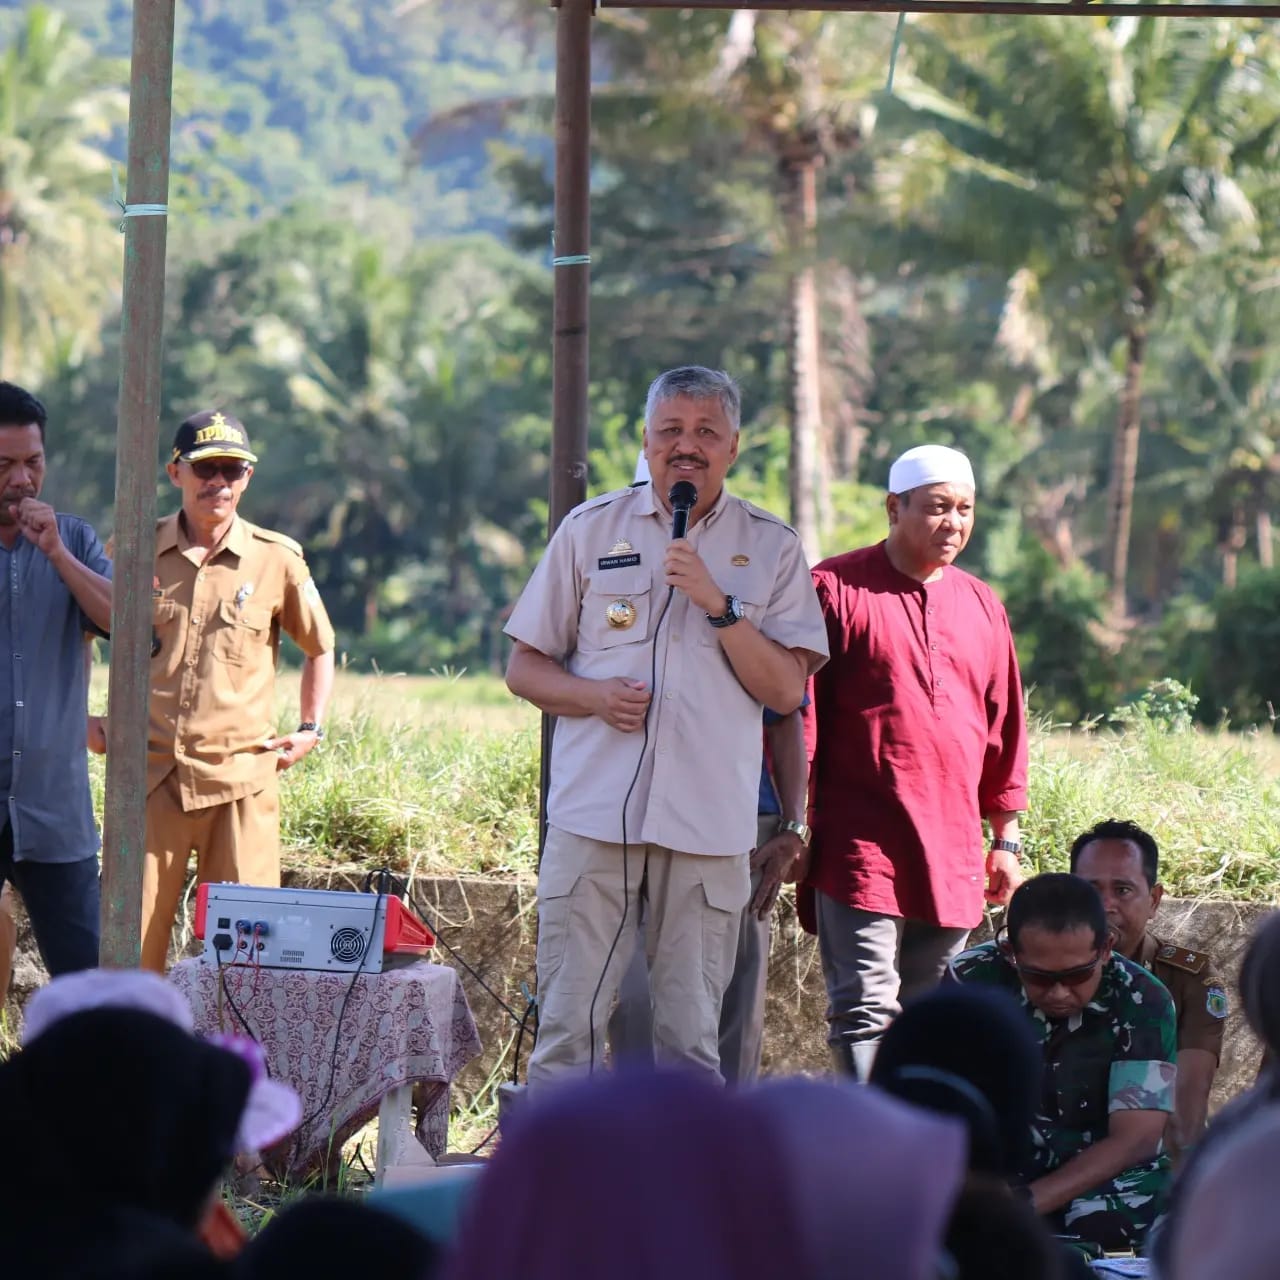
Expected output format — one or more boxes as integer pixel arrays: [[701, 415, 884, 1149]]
[[585, 582, 675, 1074], [583, 480, 696, 1074]]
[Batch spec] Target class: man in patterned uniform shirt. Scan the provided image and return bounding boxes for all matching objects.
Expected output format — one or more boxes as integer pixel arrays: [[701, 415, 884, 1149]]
[[949, 873, 1176, 1253]]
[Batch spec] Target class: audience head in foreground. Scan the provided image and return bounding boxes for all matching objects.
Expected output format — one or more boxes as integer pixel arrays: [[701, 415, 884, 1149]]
[[443, 1069, 967, 1280], [871, 983, 1040, 1177], [1238, 908, 1280, 1059], [0, 1006, 264, 1227], [0, 969, 304, 1278], [1168, 1107, 1280, 1280]]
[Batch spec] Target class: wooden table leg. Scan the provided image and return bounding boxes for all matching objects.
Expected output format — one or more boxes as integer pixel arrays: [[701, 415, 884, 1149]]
[[375, 1083, 415, 1185]]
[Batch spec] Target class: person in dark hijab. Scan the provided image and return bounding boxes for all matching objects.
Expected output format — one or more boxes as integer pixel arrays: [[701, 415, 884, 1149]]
[[871, 982, 1040, 1177], [8, 1207, 233, 1280], [0, 1006, 252, 1256], [871, 984, 1097, 1278], [943, 1177, 1077, 1280], [235, 1197, 439, 1280]]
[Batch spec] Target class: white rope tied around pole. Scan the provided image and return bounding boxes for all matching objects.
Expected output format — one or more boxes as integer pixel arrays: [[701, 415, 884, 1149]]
[[111, 163, 169, 232]]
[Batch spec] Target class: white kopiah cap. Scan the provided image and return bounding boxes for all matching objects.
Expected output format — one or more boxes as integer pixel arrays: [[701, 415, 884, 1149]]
[[888, 445, 976, 495], [633, 451, 651, 484]]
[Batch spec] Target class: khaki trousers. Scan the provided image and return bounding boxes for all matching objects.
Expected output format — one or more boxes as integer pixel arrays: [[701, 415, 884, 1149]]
[[140, 769, 280, 972], [611, 814, 778, 1085], [529, 825, 750, 1089]]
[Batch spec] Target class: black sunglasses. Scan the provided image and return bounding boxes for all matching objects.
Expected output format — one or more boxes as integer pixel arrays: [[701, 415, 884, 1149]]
[[188, 459, 250, 482], [996, 927, 1104, 988]]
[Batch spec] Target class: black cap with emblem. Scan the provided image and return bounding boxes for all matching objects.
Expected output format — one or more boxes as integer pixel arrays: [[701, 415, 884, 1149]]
[[171, 410, 258, 465]]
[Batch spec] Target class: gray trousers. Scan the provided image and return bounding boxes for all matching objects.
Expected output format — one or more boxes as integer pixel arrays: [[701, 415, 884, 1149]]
[[815, 891, 969, 1080], [610, 815, 776, 1086]]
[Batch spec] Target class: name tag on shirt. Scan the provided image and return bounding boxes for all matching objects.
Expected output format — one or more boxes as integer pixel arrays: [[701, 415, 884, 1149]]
[[598, 553, 641, 570]]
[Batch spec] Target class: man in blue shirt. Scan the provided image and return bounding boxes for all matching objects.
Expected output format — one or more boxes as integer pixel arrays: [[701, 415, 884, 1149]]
[[0, 383, 113, 982]]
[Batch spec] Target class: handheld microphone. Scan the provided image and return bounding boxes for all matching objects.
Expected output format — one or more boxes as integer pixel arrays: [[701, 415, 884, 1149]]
[[668, 481, 697, 541]]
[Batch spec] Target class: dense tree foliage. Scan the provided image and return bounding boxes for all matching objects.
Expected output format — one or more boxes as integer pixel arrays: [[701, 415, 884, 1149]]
[[4, 3, 1280, 721]]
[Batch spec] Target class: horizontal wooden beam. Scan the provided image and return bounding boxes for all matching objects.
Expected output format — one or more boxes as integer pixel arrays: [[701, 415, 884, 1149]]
[[606, 1, 1280, 17]]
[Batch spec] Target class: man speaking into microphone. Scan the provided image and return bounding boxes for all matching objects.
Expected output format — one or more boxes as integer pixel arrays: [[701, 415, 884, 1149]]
[[505, 366, 827, 1086]]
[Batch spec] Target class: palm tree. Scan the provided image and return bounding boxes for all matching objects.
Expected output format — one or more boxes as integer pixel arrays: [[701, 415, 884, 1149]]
[[414, 9, 892, 562], [1146, 231, 1280, 590], [603, 10, 893, 562], [880, 14, 1280, 619], [0, 6, 126, 383], [172, 209, 547, 640]]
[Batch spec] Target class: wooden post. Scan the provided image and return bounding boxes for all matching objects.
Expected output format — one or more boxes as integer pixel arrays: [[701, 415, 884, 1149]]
[[99, 0, 177, 967], [540, 0, 594, 853]]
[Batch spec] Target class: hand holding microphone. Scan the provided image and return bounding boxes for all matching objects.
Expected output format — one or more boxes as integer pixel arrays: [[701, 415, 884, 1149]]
[[664, 481, 724, 613]]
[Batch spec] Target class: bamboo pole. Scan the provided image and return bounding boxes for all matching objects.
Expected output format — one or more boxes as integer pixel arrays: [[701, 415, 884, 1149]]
[[550, 0, 593, 537], [540, 0, 594, 854], [100, 0, 177, 967]]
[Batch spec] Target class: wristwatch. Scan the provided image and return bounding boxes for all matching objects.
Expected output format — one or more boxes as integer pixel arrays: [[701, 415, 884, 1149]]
[[991, 837, 1023, 860], [707, 595, 746, 629], [297, 721, 325, 740], [780, 820, 812, 847]]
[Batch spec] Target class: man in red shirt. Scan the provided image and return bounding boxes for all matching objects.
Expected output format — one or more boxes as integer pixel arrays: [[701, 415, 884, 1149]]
[[799, 445, 1028, 1079]]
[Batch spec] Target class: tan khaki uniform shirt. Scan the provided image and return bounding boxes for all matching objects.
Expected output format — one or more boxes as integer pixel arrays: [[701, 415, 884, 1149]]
[[149, 514, 336, 810], [1137, 930, 1228, 1062], [505, 483, 828, 856]]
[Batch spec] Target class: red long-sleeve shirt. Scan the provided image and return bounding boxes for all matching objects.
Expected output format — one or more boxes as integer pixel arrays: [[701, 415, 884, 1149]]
[[800, 543, 1028, 931]]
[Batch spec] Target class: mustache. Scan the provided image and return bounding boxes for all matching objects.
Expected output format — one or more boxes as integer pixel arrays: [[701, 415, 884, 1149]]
[[198, 487, 232, 500]]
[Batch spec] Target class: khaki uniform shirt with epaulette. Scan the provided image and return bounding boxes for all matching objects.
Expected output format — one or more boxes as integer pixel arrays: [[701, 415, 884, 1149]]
[[504, 482, 828, 857], [149, 513, 335, 810], [1136, 931, 1228, 1062]]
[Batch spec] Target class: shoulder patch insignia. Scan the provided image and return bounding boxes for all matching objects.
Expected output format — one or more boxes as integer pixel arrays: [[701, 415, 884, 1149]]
[[1156, 944, 1208, 976], [1205, 985, 1229, 1020]]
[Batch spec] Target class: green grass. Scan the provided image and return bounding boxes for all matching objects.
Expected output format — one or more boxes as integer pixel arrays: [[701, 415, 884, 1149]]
[[86, 667, 1280, 899], [88, 667, 541, 878], [1026, 718, 1280, 901], [52, 669, 1280, 1226]]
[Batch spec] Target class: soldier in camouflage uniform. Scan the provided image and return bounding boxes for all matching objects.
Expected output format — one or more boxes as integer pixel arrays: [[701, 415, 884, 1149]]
[[949, 873, 1176, 1253]]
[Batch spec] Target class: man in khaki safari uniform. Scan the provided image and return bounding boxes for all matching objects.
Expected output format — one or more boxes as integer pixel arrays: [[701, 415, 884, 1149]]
[[139, 410, 335, 971], [505, 366, 828, 1087]]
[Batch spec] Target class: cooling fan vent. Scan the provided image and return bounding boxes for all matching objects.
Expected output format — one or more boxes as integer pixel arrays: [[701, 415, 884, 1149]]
[[330, 926, 367, 964]]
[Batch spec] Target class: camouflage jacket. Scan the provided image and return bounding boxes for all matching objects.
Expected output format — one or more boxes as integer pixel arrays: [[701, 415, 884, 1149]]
[[949, 942, 1177, 1179]]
